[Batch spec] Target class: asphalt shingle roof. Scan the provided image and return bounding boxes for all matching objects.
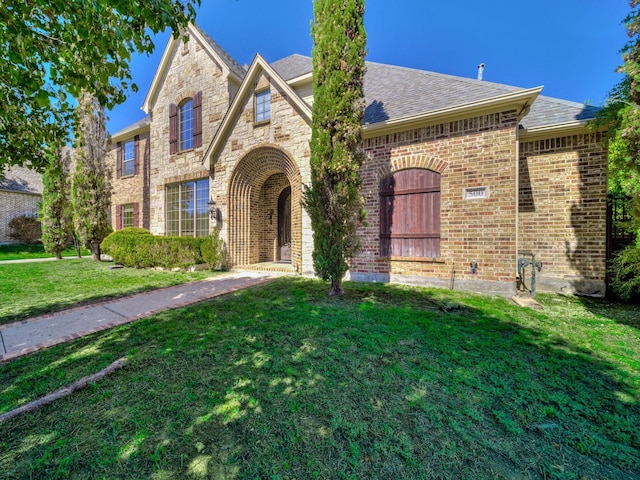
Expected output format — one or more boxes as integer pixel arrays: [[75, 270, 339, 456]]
[[269, 54, 596, 129], [0, 165, 43, 194], [193, 25, 247, 80], [111, 115, 151, 139]]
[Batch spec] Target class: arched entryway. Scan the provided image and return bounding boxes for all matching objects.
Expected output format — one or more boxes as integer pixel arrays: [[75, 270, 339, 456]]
[[278, 186, 291, 261], [228, 146, 302, 271]]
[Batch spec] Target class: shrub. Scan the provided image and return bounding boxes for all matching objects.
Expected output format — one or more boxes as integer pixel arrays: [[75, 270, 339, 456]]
[[609, 242, 640, 302], [8, 215, 42, 243], [200, 228, 226, 270], [101, 229, 204, 269]]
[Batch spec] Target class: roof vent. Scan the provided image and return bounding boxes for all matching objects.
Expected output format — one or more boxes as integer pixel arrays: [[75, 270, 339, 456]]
[[477, 63, 485, 81]]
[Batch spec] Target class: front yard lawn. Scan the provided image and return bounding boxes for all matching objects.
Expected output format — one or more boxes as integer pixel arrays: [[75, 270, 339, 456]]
[[0, 243, 90, 261], [0, 259, 221, 325], [1, 278, 638, 479]]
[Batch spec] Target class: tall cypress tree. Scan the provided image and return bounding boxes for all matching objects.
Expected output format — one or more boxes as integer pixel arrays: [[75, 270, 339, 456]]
[[40, 147, 73, 259], [72, 92, 112, 261], [304, 0, 367, 296]]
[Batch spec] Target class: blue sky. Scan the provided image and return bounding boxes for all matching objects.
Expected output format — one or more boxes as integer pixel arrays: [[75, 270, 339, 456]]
[[107, 0, 630, 134]]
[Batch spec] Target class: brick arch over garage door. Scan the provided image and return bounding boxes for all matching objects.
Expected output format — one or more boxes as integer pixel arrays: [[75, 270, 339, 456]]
[[228, 146, 302, 271]]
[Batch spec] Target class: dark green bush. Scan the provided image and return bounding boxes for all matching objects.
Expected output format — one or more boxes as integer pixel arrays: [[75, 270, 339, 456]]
[[8, 215, 42, 243], [200, 228, 226, 270], [609, 242, 640, 302], [101, 228, 204, 269]]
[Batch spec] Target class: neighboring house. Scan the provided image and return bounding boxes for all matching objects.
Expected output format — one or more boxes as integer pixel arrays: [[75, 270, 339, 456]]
[[0, 165, 43, 243], [108, 24, 608, 296]]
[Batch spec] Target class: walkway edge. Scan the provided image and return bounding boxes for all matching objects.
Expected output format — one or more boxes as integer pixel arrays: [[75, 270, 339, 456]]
[[0, 275, 275, 363]]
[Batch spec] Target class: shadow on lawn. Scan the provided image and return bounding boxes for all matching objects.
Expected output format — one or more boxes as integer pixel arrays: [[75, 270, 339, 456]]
[[1, 278, 639, 479]]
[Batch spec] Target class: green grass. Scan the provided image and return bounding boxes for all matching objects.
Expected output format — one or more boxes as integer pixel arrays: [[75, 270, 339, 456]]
[[1, 278, 639, 479], [0, 243, 91, 261], [0, 259, 221, 325]]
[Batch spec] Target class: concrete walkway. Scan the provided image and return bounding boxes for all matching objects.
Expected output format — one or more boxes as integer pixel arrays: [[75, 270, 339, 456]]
[[0, 272, 274, 362]]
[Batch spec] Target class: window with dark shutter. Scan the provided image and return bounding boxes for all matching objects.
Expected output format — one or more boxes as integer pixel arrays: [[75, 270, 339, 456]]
[[133, 202, 140, 227], [380, 169, 441, 258], [179, 99, 194, 150], [193, 91, 202, 148], [169, 103, 178, 154], [134, 135, 140, 175], [121, 204, 135, 228], [116, 142, 123, 178], [116, 204, 122, 230]]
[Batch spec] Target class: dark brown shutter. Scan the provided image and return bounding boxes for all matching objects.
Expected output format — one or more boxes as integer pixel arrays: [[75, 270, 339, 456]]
[[169, 103, 178, 154], [379, 169, 441, 258], [116, 142, 122, 178], [116, 204, 122, 230], [133, 202, 140, 227], [134, 135, 140, 175], [193, 91, 202, 148]]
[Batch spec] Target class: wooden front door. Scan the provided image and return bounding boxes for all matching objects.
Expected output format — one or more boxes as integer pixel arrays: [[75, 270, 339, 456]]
[[278, 187, 291, 262]]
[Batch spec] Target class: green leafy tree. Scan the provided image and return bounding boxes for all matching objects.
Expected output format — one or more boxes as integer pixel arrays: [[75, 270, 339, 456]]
[[72, 93, 111, 261], [593, 2, 640, 220], [0, 0, 200, 173], [303, 0, 367, 296], [40, 147, 73, 259]]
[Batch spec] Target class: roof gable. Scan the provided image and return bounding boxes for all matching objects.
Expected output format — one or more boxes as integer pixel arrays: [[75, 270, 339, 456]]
[[203, 54, 312, 167], [142, 24, 245, 114]]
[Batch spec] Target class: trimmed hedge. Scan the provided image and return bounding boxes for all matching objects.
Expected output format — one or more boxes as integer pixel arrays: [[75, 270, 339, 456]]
[[101, 228, 204, 269]]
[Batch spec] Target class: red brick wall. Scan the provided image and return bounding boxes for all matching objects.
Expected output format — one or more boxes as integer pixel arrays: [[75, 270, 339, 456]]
[[108, 131, 151, 230], [519, 132, 608, 294], [353, 110, 520, 292]]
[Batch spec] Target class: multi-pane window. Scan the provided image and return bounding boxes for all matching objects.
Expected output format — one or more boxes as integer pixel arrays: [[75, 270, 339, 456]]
[[166, 178, 209, 237], [180, 99, 194, 151], [122, 140, 135, 176], [380, 169, 441, 258], [121, 203, 134, 228], [255, 90, 271, 122]]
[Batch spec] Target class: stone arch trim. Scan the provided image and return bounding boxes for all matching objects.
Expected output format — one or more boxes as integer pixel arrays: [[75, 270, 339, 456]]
[[375, 155, 448, 182], [228, 146, 302, 271], [173, 90, 196, 106]]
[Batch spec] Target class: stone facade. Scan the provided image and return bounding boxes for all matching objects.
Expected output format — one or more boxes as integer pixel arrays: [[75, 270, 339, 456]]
[[107, 24, 609, 296], [146, 32, 235, 235]]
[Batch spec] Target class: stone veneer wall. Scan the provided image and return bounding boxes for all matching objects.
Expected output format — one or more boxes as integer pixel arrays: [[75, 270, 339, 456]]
[[148, 33, 233, 235], [212, 72, 313, 273], [0, 191, 41, 243], [351, 110, 520, 295], [518, 132, 608, 294], [108, 131, 151, 229]]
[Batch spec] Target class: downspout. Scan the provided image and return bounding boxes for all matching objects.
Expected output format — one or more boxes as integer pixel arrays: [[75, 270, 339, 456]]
[[515, 126, 520, 280]]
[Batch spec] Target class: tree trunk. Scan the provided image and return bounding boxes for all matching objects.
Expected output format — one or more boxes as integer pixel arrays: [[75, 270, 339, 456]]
[[329, 278, 344, 296], [91, 242, 101, 261], [73, 233, 82, 257], [55, 250, 62, 260]]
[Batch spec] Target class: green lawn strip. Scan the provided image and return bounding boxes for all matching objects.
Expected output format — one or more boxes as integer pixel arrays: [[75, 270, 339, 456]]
[[0, 259, 221, 325], [0, 243, 91, 261], [1, 278, 638, 479]]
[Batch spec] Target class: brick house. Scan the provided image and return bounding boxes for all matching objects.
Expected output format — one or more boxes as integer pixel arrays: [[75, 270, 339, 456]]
[[0, 165, 43, 243], [108, 24, 608, 296]]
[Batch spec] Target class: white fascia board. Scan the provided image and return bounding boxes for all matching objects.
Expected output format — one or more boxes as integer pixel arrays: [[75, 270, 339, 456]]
[[519, 120, 598, 141]]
